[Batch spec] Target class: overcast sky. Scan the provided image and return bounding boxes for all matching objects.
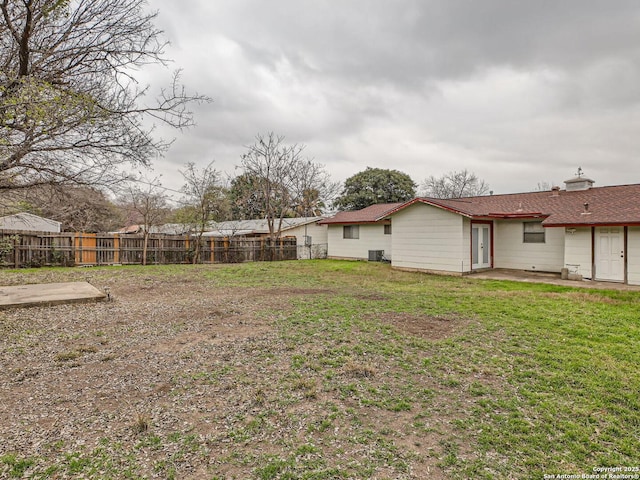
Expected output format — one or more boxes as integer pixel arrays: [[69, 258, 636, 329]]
[[141, 0, 640, 197]]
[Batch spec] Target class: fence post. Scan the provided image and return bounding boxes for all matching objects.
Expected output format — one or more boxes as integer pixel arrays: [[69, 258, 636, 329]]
[[74, 233, 81, 265], [114, 234, 120, 264], [13, 236, 19, 268]]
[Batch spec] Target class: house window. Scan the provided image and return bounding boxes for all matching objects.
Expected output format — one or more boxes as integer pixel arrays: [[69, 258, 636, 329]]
[[523, 221, 545, 243], [384, 224, 392, 235], [343, 225, 359, 239]]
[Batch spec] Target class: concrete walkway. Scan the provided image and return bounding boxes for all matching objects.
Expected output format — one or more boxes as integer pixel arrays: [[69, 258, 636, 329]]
[[0, 282, 107, 309], [469, 269, 640, 291]]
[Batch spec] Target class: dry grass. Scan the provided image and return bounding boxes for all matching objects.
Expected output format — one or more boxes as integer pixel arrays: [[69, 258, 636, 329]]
[[0, 261, 638, 479]]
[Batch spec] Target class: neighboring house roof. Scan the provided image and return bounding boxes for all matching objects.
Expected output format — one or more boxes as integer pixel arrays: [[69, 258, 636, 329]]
[[0, 212, 62, 232], [114, 225, 142, 234], [381, 184, 640, 227], [113, 224, 191, 235], [149, 224, 191, 235], [318, 203, 403, 225], [203, 217, 325, 237]]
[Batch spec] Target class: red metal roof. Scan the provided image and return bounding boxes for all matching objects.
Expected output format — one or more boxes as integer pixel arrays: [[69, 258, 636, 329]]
[[378, 184, 640, 227], [318, 203, 403, 225]]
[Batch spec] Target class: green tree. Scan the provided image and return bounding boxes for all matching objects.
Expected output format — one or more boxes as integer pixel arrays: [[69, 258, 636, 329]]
[[334, 167, 416, 211], [294, 187, 325, 217], [0, 0, 207, 190], [228, 172, 268, 220]]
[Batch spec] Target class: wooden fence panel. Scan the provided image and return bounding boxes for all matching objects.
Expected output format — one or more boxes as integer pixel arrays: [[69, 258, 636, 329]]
[[74, 233, 97, 265], [0, 232, 74, 267], [0, 230, 298, 268]]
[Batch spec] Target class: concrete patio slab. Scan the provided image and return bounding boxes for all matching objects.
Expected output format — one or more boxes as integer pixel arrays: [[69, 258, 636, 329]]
[[0, 282, 107, 309], [469, 269, 640, 291]]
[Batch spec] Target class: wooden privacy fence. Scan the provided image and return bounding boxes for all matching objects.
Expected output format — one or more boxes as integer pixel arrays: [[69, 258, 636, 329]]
[[0, 231, 298, 268]]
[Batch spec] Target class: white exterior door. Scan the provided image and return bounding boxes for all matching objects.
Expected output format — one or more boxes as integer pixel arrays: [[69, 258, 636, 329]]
[[596, 227, 624, 281], [472, 224, 491, 269]]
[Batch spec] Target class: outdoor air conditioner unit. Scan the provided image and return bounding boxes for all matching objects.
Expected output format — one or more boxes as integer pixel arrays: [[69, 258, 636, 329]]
[[368, 250, 384, 262]]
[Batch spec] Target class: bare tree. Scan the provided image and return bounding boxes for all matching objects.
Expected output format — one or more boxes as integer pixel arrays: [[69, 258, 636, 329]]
[[178, 161, 224, 264], [0, 0, 208, 191], [239, 133, 335, 240], [120, 178, 169, 265], [16, 185, 122, 232], [291, 159, 340, 217], [421, 169, 489, 199], [535, 181, 553, 191]]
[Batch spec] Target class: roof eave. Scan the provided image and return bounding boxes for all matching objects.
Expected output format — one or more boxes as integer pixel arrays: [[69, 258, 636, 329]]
[[485, 213, 547, 220], [319, 219, 390, 226], [544, 221, 640, 228], [375, 198, 474, 220]]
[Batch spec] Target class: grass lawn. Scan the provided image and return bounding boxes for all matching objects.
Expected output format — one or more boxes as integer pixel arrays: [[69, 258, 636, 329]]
[[0, 260, 639, 479]]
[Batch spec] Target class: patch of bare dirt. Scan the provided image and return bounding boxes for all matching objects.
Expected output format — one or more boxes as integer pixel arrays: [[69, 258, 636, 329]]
[[353, 293, 389, 301], [255, 287, 337, 296], [380, 312, 470, 340], [0, 268, 471, 479]]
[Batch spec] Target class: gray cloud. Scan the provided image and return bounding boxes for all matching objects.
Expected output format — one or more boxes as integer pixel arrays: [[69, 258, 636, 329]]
[[142, 0, 640, 197]]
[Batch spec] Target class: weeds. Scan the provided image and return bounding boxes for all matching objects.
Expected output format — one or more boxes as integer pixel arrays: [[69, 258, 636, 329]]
[[132, 413, 150, 435]]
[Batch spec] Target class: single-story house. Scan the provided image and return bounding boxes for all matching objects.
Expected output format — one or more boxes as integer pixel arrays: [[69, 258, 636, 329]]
[[203, 217, 328, 259], [0, 212, 62, 233], [322, 175, 640, 286], [318, 203, 402, 261]]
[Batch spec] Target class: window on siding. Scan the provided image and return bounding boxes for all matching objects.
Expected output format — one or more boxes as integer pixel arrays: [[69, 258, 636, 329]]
[[343, 225, 359, 239], [523, 221, 545, 243], [384, 224, 392, 235]]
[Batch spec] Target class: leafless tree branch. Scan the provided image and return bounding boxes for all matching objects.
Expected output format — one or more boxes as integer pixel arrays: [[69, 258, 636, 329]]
[[0, 0, 210, 190], [421, 169, 489, 199]]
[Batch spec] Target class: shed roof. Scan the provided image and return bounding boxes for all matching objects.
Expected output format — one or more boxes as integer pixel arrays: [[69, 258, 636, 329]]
[[0, 212, 62, 232], [381, 184, 640, 227], [204, 217, 324, 236]]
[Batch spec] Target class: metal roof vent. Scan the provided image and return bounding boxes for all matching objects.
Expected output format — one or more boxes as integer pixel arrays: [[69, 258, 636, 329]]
[[564, 167, 594, 191]]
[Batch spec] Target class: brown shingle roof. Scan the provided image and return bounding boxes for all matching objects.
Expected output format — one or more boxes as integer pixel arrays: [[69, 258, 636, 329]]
[[380, 184, 640, 227], [318, 203, 403, 225]]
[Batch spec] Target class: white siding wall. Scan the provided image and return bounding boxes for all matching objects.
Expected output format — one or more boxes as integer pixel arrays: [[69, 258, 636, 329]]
[[492, 221, 565, 272], [326, 224, 392, 260], [564, 227, 592, 279], [282, 222, 329, 259], [283, 223, 328, 247], [627, 227, 640, 285], [391, 204, 465, 273], [462, 218, 471, 272]]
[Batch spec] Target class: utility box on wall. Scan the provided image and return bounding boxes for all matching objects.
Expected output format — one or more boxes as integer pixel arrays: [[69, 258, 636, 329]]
[[368, 250, 384, 262]]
